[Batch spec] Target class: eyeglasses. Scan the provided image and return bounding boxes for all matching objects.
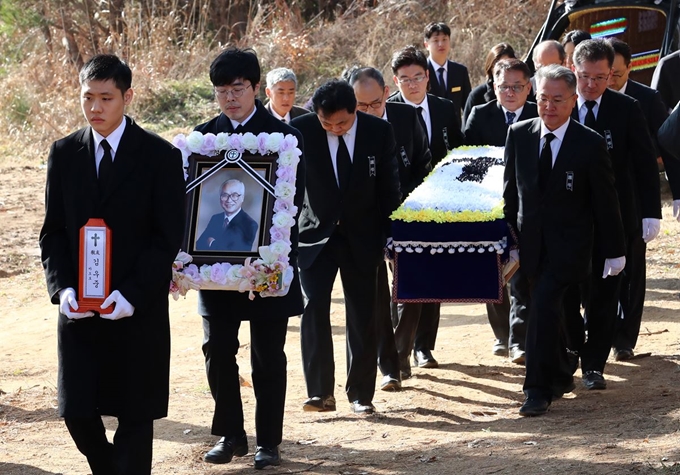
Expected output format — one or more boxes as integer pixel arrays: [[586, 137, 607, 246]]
[[496, 83, 528, 93], [397, 75, 427, 86], [220, 192, 242, 201], [214, 84, 252, 99], [537, 94, 576, 106], [577, 74, 609, 84], [610, 72, 625, 79], [357, 100, 383, 110]]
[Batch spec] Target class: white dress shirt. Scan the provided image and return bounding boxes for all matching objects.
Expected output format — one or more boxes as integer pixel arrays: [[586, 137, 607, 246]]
[[539, 119, 570, 166], [577, 95, 603, 124], [402, 96, 432, 143], [326, 114, 358, 186], [92, 117, 126, 174]]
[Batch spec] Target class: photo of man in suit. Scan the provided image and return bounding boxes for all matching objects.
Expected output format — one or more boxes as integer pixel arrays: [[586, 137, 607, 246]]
[[503, 64, 626, 416], [465, 58, 538, 364], [196, 178, 258, 252], [39, 54, 186, 474], [387, 45, 464, 370], [291, 79, 401, 415], [567, 39, 661, 390], [264, 67, 310, 123], [348, 66, 432, 391], [194, 47, 306, 470]]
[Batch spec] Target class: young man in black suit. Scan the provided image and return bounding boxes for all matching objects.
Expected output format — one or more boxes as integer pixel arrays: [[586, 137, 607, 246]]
[[465, 58, 537, 364], [291, 80, 401, 414], [196, 179, 258, 251], [607, 37, 678, 360], [651, 50, 680, 113], [423, 21, 472, 123], [194, 47, 306, 469], [349, 66, 432, 390], [264, 67, 310, 123], [503, 64, 626, 416], [387, 45, 464, 370], [39, 54, 186, 475], [568, 39, 661, 390]]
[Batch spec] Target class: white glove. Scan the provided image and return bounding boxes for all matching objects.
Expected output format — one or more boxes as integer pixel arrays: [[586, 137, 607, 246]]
[[673, 200, 680, 223], [58, 287, 94, 319], [509, 249, 520, 265], [100, 290, 135, 321], [602, 256, 626, 279], [642, 218, 660, 243]]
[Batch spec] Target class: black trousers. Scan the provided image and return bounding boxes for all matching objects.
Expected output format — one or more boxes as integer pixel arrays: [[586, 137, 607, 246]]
[[376, 260, 400, 378], [64, 416, 153, 475], [202, 316, 288, 447], [300, 231, 378, 403], [523, 271, 574, 401], [485, 269, 530, 350], [413, 302, 441, 352], [614, 233, 646, 351]]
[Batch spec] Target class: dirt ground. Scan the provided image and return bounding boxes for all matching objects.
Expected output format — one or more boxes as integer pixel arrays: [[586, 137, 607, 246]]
[[1, 165, 680, 475]]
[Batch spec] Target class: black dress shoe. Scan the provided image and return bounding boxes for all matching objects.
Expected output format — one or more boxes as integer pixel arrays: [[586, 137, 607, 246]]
[[254, 446, 280, 469], [413, 349, 439, 368], [552, 381, 576, 399], [582, 370, 607, 390], [399, 357, 412, 379], [519, 398, 550, 417], [614, 348, 634, 361], [350, 400, 375, 414], [204, 434, 248, 464], [302, 395, 336, 412]]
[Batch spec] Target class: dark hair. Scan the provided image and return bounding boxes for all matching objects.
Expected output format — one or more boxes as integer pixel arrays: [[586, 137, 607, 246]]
[[79, 54, 132, 93], [391, 45, 429, 74], [607, 37, 632, 66], [573, 38, 615, 68], [341, 63, 363, 82], [484, 43, 516, 80], [209, 47, 260, 87], [312, 79, 357, 115], [493, 58, 531, 82], [562, 29, 591, 47], [348, 67, 386, 89], [424, 22, 451, 39]]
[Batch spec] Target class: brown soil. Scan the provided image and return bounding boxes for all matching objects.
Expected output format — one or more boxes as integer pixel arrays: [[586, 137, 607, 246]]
[[1, 166, 680, 475]]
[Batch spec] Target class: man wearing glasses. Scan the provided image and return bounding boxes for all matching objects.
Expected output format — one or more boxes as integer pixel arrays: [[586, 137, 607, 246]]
[[565, 39, 660, 391], [503, 65, 626, 416], [464, 58, 537, 365], [348, 67, 432, 390], [196, 179, 258, 252], [193, 47, 306, 470], [387, 45, 463, 372]]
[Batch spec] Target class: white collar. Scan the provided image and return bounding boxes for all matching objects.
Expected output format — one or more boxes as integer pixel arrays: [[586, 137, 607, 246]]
[[429, 57, 447, 71], [269, 105, 290, 123], [92, 116, 127, 154], [540, 118, 570, 142], [577, 94, 602, 110], [230, 105, 258, 129], [403, 94, 430, 112], [501, 104, 525, 122]]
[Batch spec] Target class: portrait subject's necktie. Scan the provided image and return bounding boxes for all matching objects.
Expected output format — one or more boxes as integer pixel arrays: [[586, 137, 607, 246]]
[[506, 111, 516, 125], [416, 106, 429, 146], [539, 133, 556, 193], [98, 139, 113, 187], [437, 67, 446, 90], [336, 135, 352, 191], [584, 100, 597, 129], [223, 216, 230, 230]]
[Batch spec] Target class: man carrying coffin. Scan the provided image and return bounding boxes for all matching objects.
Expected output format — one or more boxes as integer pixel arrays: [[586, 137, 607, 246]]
[[39, 54, 186, 474], [194, 47, 306, 469], [503, 65, 626, 416]]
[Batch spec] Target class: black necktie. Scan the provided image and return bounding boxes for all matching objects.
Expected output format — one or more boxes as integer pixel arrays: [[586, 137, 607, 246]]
[[539, 133, 556, 193], [416, 106, 429, 146], [437, 67, 446, 89], [99, 139, 113, 187], [234, 124, 245, 133], [336, 135, 352, 191], [584, 100, 597, 129], [506, 111, 516, 125]]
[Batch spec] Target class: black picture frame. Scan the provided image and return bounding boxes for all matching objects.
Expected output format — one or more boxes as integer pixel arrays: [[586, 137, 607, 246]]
[[183, 152, 277, 266]]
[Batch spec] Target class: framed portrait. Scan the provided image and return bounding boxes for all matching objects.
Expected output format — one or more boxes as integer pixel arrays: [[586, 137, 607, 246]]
[[184, 152, 277, 266]]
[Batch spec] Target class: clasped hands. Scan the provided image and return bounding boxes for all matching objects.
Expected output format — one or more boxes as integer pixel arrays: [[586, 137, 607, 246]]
[[58, 288, 135, 321]]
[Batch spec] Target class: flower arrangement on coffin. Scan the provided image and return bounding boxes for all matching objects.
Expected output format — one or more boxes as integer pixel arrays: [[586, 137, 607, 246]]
[[169, 131, 301, 300]]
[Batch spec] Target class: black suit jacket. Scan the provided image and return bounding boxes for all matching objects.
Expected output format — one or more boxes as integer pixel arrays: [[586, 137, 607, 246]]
[[465, 100, 538, 146], [571, 88, 661, 235], [290, 111, 401, 271], [196, 209, 258, 251], [651, 50, 680, 112], [264, 101, 310, 121], [39, 117, 186, 419], [659, 103, 680, 162], [384, 102, 432, 198], [463, 81, 496, 125], [503, 118, 626, 282], [387, 92, 464, 166], [194, 100, 306, 319], [427, 59, 472, 121]]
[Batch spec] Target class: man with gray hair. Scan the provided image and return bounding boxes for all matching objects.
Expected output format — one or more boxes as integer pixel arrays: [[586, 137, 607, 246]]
[[264, 67, 310, 123], [503, 64, 625, 416]]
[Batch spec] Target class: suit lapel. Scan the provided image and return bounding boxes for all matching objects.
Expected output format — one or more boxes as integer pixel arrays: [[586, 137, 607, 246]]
[[100, 116, 140, 203], [546, 119, 577, 195], [76, 127, 101, 207], [348, 113, 370, 192]]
